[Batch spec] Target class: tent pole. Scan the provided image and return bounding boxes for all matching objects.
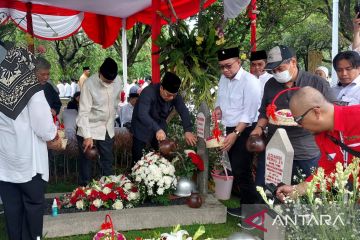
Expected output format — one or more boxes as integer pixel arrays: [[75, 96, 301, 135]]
[[122, 18, 128, 87], [26, 2, 34, 53], [151, 0, 161, 83], [249, 0, 257, 51], [331, 0, 339, 85]]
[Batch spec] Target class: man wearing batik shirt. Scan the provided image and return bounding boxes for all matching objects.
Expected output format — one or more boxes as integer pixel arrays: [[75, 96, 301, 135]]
[[214, 47, 262, 216], [277, 87, 360, 201], [0, 43, 61, 239]]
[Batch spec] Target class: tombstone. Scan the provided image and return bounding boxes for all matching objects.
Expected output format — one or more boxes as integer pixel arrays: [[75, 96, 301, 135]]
[[264, 128, 293, 240], [196, 102, 210, 194], [265, 128, 294, 186]]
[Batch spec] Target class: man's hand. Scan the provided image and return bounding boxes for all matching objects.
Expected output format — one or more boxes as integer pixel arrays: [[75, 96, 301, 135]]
[[250, 126, 263, 136], [156, 129, 166, 141], [184, 132, 197, 146], [213, 107, 222, 121], [220, 132, 237, 152], [83, 138, 93, 152], [47, 136, 62, 151], [51, 108, 57, 116], [276, 182, 307, 202]]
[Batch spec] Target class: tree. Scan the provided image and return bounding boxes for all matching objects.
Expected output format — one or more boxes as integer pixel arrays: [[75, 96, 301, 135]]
[[113, 23, 151, 67], [53, 33, 93, 77]]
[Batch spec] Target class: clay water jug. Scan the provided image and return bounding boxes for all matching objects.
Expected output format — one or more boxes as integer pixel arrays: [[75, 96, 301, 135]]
[[186, 192, 202, 208], [246, 134, 265, 153], [85, 146, 99, 161], [159, 138, 178, 157]]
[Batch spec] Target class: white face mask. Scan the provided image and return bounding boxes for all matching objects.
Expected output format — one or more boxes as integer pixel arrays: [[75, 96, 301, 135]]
[[273, 70, 292, 83]]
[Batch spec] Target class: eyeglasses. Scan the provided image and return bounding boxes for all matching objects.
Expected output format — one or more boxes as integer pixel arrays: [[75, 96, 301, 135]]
[[219, 60, 237, 70], [293, 106, 318, 125]]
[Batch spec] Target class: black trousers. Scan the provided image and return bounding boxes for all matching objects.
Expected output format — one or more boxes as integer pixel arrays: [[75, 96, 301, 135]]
[[77, 132, 114, 186], [227, 125, 259, 204], [132, 135, 159, 167], [0, 174, 46, 240]]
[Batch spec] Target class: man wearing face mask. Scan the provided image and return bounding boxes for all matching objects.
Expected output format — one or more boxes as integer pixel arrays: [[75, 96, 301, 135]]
[[76, 57, 122, 186], [214, 47, 262, 217], [250, 45, 336, 186]]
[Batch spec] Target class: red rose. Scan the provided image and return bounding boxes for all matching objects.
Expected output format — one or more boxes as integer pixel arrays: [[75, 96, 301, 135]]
[[89, 204, 97, 211], [131, 186, 138, 192], [105, 182, 115, 189], [116, 187, 128, 200], [70, 196, 77, 205], [108, 191, 117, 201], [188, 152, 205, 171], [74, 188, 86, 198], [90, 190, 99, 200], [99, 192, 109, 201]]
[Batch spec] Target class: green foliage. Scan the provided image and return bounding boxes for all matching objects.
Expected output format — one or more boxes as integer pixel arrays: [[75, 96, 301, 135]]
[[156, 21, 228, 108]]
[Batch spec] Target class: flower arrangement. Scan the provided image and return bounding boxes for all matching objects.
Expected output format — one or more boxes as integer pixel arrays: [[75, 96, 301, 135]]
[[257, 157, 360, 239], [131, 152, 177, 203], [60, 175, 140, 211], [135, 225, 211, 240], [172, 150, 204, 178], [93, 214, 126, 240]]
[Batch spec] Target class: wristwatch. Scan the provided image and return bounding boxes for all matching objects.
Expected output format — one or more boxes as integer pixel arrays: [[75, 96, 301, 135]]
[[233, 129, 241, 137]]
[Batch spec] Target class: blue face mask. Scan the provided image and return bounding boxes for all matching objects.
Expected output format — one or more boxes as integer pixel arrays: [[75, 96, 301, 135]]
[[273, 70, 292, 83]]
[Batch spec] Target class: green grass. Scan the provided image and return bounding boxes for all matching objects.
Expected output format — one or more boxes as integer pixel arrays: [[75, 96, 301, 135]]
[[46, 181, 78, 193], [0, 197, 246, 240]]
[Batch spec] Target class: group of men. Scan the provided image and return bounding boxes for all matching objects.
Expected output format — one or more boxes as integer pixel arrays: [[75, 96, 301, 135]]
[[1, 36, 360, 238], [214, 45, 360, 217]]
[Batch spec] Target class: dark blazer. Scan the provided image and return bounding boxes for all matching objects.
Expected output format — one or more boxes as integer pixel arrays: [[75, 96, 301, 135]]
[[43, 82, 62, 115], [131, 84, 192, 143]]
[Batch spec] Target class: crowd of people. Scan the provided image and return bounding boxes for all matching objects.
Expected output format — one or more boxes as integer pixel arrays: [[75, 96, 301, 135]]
[[1, 17, 360, 238]]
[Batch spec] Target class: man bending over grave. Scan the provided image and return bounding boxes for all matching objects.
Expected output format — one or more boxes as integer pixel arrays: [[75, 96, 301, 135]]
[[276, 86, 360, 201], [131, 72, 197, 166], [250, 45, 337, 188]]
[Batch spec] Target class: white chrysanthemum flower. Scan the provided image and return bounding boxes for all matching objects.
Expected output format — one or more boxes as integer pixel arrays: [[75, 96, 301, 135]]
[[93, 199, 103, 208], [128, 192, 139, 201], [85, 189, 92, 196], [102, 187, 111, 195], [112, 200, 123, 210], [76, 200, 84, 210], [157, 187, 165, 195], [124, 183, 132, 190]]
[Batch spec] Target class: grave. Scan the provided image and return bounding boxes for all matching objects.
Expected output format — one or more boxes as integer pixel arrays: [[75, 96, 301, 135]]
[[264, 128, 294, 240], [42, 102, 226, 238], [264, 128, 294, 186], [196, 102, 210, 194], [43, 193, 226, 238]]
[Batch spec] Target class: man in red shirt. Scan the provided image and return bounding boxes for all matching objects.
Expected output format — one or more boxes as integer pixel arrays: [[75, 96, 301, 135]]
[[276, 86, 360, 200]]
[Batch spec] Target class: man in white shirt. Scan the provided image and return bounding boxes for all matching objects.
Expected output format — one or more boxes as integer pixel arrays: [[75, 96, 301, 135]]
[[214, 47, 262, 215], [64, 81, 72, 98], [76, 57, 122, 186], [119, 87, 139, 128], [70, 78, 78, 97], [57, 81, 65, 97], [78, 66, 90, 90], [0, 45, 61, 239], [250, 50, 273, 97], [332, 51, 360, 105]]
